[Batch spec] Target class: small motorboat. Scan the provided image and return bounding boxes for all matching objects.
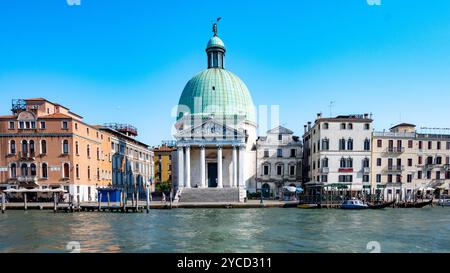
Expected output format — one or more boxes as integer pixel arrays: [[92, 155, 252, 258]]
[[340, 199, 368, 209], [367, 200, 396, 209], [438, 198, 450, 207]]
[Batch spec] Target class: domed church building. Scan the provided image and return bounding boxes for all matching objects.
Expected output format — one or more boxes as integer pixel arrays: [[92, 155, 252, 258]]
[[174, 22, 257, 202]]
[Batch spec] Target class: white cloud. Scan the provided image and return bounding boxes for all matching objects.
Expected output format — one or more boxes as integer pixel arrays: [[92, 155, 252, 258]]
[[367, 0, 381, 6]]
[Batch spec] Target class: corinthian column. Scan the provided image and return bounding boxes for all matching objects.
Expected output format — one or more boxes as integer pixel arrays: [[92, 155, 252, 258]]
[[185, 146, 191, 188], [238, 145, 245, 188], [200, 145, 206, 188], [177, 146, 184, 188], [217, 146, 223, 188]]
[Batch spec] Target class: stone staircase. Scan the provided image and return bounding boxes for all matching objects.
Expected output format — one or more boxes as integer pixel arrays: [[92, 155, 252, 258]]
[[178, 187, 246, 203]]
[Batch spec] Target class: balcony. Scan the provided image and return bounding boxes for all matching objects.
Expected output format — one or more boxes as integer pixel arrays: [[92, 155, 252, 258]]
[[363, 167, 371, 174], [383, 165, 404, 173], [19, 151, 36, 160], [17, 176, 38, 183], [338, 168, 353, 173], [320, 167, 329, 174], [429, 179, 445, 188], [385, 147, 405, 154]]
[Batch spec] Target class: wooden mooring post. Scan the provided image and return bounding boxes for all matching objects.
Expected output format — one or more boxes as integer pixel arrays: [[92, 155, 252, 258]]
[[1, 192, 5, 213], [107, 191, 110, 207], [146, 187, 150, 213], [135, 191, 139, 211], [98, 192, 102, 211], [23, 192, 27, 210], [53, 193, 57, 213]]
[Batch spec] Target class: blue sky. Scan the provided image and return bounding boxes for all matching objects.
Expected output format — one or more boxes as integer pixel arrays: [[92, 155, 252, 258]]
[[1, 0, 450, 146]]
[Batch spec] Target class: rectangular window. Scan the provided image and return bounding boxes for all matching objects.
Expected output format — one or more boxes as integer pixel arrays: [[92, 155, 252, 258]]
[[377, 158, 382, 166], [290, 149, 296, 157], [19, 121, 24, 129], [40, 121, 46, 129], [62, 121, 68, 129], [387, 174, 393, 183], [321, 175, 328, 182], [407, 174, 412, 183], [364, 124, 370, 130], [437, 142, 442, 150], [419, 141, 423, 150], [408, 158, 413, 167], [276, 165, 283, 176], [408, 140, 413, 149], [277, 149, 282, 158], [9, 121, 14, 129], [377, 140, 382, 148], [418, 171, 422, 179], [376, 174, 382, 183], [264, 150, 269, 158], [418, 156, 423, 165], [447, 142, 450, 150], [363, 175, 369, 182], [428, 141, 432, 150], [278, 134, 282, 141], [263, 165, 269, 176], [289, 165, 295, 176]]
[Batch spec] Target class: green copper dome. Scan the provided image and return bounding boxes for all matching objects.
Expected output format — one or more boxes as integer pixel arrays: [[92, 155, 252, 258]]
[[177, 68, 256, 123], [207, 36, 225, 49]]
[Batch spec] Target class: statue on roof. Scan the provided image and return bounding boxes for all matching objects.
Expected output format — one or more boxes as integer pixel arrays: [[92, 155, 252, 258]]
[[212, 17, 221, 36]]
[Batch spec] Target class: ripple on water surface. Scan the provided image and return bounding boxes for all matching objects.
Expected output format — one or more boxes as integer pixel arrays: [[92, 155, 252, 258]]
[[0, 208, 449, 253]]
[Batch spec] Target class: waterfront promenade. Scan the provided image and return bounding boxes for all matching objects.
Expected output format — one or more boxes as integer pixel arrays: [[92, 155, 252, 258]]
[[1, 200, 299, 212]]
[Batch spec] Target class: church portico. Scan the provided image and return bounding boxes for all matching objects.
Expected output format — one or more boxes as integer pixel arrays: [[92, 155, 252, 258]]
[[177, 143, 245, 189]]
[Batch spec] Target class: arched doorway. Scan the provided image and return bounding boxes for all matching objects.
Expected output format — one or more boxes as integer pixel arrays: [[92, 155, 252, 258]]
[[262, 183, 271, 198]]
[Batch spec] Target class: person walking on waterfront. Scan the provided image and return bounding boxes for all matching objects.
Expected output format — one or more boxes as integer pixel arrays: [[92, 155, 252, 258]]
[[162, 193, 166, 203]]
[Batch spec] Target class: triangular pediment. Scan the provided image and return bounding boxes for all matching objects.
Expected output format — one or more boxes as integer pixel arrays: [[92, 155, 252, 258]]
[[175, 118, 245, 140]]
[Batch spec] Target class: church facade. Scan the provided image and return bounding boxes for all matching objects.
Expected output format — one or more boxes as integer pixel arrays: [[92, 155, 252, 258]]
[[173, 23, 257, 202]]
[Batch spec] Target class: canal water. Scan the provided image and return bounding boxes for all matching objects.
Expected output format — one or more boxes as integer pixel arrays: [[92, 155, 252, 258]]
[[0, 208, 449, 253]]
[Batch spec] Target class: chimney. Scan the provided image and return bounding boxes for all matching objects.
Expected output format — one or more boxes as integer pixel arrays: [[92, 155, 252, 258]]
[[304, 124, 307, 134], [307, 121, 312, 131], [317, 113, 322, 119], [364, 113, 369, 119]]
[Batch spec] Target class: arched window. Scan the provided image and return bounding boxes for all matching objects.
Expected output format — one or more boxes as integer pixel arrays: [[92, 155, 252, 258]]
[[348, 123, 353, 130], [339, 138, 346, 150], [21, 163, 28, 176], [42, 163, 48, 178], [340, 158, 346, 168], [322, 158, 329, 168], [87, 166, 91, 179], [87, 145, 90, 157], [10, 163, 17, 178], [63, 140, 69, 154], [75, 141, 79, 155], [30, 163, 37, 176], [29, 140, 35, 155], [22, 140, 28, 154], [347, 139, 353, 151], [10, 140, 16, 154], [97, 147, 100, 160], [364, 139, 370, 151], [41, 140, 47, 154], [363, 158, 370, 168], [76, 164, 79, 179], [347, 158, 353, 168], [63, 163, 70, 178]]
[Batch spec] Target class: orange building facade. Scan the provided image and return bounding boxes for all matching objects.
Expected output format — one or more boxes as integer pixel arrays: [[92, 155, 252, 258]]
[[0, 98, 113, 202]]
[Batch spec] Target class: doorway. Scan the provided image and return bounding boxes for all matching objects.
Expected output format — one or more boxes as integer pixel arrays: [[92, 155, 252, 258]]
[[207, 163, 218, 188]]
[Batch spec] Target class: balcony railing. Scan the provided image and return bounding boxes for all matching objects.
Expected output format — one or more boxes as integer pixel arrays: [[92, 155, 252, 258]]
[[383, 165, 404, 173], [363, 167, 371, 174], [19, 151, 36, 160], [17, 176, 38, 183], [385, 147, 405, 154], [321, 167, 329, 174]]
